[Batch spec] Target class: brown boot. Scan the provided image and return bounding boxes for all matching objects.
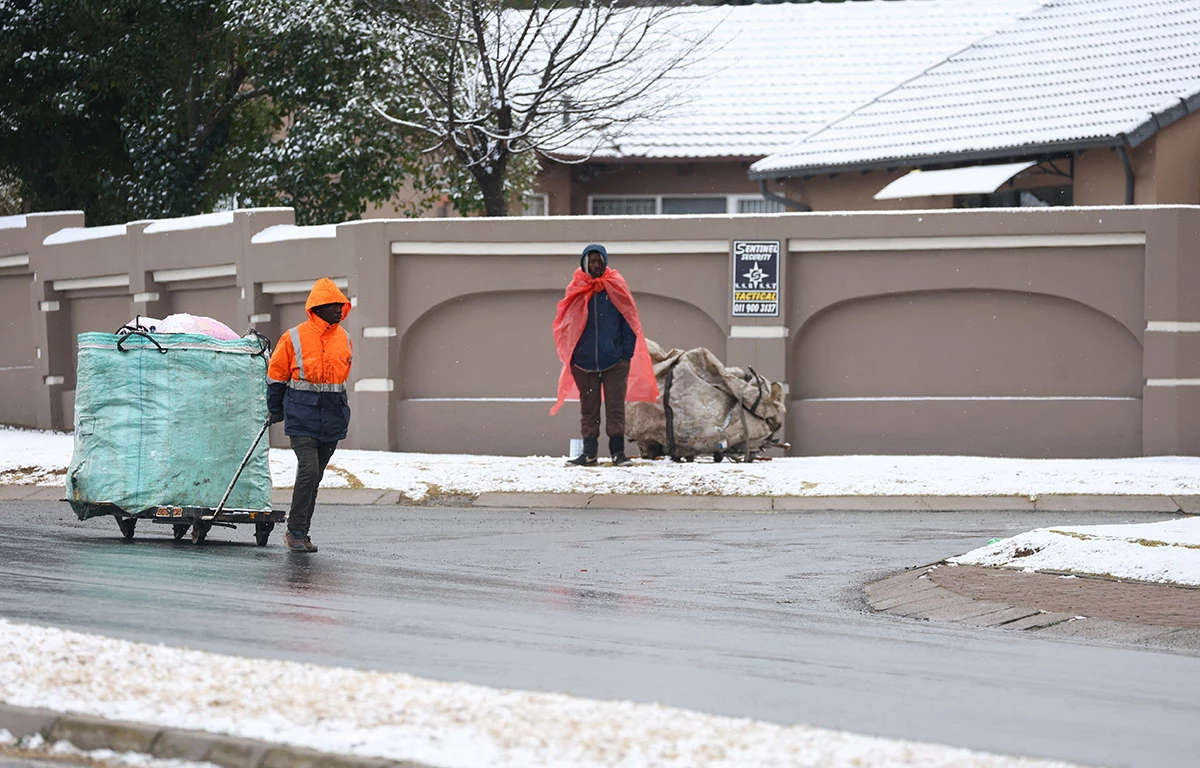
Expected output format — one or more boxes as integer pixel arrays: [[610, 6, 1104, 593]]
[[284, 530, 309, 552]]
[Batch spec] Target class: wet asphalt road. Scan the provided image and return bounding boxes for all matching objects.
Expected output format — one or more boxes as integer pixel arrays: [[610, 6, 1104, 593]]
[[2, 500, 1199, 768]]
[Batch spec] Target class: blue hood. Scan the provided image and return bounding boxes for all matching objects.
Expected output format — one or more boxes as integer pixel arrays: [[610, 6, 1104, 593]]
[[580, 243, 609, 272]]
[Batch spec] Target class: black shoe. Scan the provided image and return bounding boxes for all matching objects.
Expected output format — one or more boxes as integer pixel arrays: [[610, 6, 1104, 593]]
[[611, 453, 631, 466], [568, 454, 598, 466]]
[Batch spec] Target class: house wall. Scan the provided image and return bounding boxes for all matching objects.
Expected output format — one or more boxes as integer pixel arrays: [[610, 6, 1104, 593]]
[[560, 160, 762, 214], [1075, 143, 1158, 206], [557, 158, 1089, 213], [1151, 115, 1200, 205], [4, 205, 1200, 459], [534, 112, 1200, 213]]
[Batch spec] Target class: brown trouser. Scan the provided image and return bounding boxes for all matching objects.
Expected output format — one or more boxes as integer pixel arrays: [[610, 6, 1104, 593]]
[[571, 360, 630, 439]]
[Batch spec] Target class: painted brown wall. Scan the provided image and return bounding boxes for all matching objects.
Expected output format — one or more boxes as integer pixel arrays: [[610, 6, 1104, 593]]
[[0, 275, 36, 427], [5, 205, 1200, 460], [1152, 117, 1200, 205]]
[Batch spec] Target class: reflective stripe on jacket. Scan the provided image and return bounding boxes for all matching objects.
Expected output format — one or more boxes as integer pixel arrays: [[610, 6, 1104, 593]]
[[267, 278, 353, 442]]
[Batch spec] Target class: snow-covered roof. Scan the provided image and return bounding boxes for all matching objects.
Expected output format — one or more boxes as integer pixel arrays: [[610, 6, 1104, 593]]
[[751, 0, 1200, 177], [583, 0, 1043, 161]]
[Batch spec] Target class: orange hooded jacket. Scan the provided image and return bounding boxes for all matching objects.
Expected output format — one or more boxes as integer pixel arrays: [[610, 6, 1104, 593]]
[[267, 278, 354, 441]]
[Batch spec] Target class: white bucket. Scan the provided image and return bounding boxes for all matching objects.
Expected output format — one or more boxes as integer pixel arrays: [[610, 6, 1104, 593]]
[[569, 438, 584, 459]]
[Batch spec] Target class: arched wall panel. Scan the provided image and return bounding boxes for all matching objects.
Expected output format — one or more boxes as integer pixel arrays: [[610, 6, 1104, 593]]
[[402, 291, 723, 400], [787, 289, 1145, 457], [0, 275, 37, 427], [790, 290, 1142, 399]]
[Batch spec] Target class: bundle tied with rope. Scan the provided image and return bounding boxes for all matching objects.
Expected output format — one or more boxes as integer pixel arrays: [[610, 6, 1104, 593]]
[[625, 339, 788, 462]]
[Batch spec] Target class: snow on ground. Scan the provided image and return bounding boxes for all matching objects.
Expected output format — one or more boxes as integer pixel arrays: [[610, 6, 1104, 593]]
[[951, 517, 1200, 585], [0, 619, 1084, 768], [3, 425, 1199, 584], [8, 425, 1200, 500]]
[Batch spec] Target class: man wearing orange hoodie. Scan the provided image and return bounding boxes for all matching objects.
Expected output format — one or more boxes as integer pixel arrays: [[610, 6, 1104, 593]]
[[267, 278, 353, 553]]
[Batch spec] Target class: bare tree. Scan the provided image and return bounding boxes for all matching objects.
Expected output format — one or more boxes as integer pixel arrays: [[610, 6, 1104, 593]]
[[373, 0, 716, 216]]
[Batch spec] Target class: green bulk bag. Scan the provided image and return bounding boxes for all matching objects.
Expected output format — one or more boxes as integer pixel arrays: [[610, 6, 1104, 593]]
[[66, 331, 273, 519]]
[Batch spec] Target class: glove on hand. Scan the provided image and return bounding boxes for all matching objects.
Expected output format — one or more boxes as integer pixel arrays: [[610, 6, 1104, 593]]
[[268, 411, 284, 425]]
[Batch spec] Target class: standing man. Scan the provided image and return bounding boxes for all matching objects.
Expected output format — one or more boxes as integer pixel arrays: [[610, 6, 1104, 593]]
[[551, 244, 658, 465], [267, 277, 353, 552]]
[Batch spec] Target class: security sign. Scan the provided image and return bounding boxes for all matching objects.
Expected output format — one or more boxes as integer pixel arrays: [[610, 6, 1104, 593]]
[[732, 240, 780, 317]]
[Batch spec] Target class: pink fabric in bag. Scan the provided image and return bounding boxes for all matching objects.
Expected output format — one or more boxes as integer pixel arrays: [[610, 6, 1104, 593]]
[[157, 313, 240, 340]]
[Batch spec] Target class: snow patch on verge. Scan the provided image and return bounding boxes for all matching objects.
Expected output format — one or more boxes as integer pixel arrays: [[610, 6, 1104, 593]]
[[950, 517, 1200, 586], [0, 619, 1084, 768]]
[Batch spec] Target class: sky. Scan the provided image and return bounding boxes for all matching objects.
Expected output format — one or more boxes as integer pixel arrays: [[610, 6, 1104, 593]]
[[2, 425, 1196, 767]]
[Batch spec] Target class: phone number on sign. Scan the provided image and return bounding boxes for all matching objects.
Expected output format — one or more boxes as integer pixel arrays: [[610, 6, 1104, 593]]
[[734, 302, 777, 314]]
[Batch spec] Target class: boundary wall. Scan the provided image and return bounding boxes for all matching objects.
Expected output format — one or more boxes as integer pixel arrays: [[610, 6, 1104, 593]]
[[1, 206, 1198, 458]]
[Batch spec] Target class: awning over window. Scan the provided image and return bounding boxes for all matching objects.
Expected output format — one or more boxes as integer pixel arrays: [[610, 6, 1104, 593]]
[[873, 160, 1036, 200]]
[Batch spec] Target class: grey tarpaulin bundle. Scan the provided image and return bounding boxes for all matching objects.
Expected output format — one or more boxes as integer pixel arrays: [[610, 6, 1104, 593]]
[[626, 339, 787, 462]]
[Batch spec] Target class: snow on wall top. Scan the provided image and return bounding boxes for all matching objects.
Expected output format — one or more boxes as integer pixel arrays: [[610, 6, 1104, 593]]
[[0, 215, 26, 230], [143, 211, 235, 234], [42, 224, 127, 246], [752, 0, 1200, 176], [579, 0, 1042, 161], [250, 223, 338, 244]]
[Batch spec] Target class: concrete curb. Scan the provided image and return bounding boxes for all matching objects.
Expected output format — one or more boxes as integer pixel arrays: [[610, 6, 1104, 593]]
[[471, 492, 1200, 514], [13, 484, 1200, 513], [0, 704, 431, 768]]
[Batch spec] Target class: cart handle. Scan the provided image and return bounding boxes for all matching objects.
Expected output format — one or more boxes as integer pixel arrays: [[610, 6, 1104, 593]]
[[203, 419, 271, 522]]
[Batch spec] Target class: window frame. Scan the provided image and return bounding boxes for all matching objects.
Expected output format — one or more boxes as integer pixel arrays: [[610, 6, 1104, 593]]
[[587, 194, 786, 216], [521, 193, 549, 216]]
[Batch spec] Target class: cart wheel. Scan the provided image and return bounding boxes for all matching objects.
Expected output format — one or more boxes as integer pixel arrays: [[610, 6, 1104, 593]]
[[172, 524, 189, 541], [713, 453, 724, 463], [254, 522, 275, 547], [190, 522, 210, 545], [116, 517, 137, 540]]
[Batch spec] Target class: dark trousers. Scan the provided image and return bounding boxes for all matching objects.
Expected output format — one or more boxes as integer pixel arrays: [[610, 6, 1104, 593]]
[[288, 435, 338, 534], [571, 360, 630, 441]]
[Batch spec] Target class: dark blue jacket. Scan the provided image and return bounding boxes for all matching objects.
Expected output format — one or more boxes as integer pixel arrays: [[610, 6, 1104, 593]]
[[572, 244, 636, 371]]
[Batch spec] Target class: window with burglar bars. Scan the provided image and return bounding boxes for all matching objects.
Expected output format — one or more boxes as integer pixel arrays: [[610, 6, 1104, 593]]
[[591, 197, 657, 216], [521, 193, 548, 216], [737, 197, 786, 214], [589, 195, 785, 216]]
